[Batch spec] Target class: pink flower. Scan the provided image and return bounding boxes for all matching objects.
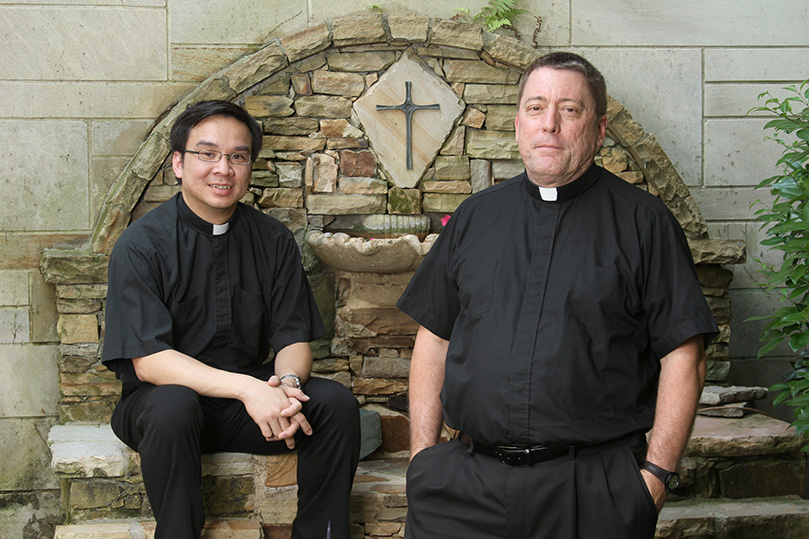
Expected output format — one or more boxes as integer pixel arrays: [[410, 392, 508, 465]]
[[441, 214, 451, 227]]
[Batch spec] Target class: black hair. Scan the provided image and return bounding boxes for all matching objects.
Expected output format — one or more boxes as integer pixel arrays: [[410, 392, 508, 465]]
[[169, 100, 263, 160]]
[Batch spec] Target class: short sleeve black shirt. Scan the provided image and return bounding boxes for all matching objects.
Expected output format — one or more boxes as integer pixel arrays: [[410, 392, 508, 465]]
[[397, 165, 718, 446], [102, 194, 325, 392]]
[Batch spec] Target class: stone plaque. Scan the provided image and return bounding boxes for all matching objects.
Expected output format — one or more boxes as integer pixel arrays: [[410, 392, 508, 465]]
[[354, 50, 465, 189]]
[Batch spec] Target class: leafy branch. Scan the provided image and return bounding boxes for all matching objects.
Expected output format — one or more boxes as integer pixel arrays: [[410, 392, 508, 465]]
[[749, 79, 809, 447]]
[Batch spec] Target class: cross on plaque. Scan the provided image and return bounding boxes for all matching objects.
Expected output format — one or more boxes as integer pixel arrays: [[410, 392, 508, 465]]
[[376, 81, 440, 170]]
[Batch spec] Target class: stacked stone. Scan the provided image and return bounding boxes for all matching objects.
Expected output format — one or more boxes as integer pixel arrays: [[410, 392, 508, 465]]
[[41, 13, 746, 425]]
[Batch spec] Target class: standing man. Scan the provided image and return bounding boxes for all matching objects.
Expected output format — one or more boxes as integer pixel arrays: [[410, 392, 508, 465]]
[[398, 53, 717, 538], [102, 100, 360, 539]]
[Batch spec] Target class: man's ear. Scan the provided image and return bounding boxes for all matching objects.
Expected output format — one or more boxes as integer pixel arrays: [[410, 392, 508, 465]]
[[171, 151, 184, 180], [596, 115, 608, 146]]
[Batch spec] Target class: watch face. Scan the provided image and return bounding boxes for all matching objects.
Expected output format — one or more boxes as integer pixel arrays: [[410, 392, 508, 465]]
[[667, 472, 680, 490]]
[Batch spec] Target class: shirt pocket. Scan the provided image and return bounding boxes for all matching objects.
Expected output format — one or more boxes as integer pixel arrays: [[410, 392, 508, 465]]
[[458, 258, 497, 320], [567, 265, 634, 333]]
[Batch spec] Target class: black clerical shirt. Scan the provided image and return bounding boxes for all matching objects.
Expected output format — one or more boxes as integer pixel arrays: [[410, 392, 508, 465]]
[[397, 165, 717, 447], [102, 194, 325, 393]]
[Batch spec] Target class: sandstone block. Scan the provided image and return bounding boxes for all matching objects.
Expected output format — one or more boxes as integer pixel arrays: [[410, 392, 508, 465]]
[[422, 193, 468, 213], [361, 357, 411, 379], [311, 70, 365, 97], [291, 72, 312, 96], [688, 415, 808, 458], [464, 83, 519, 104], [70, 480, 120, 510], [466, 129, 519, 160], [61, 371, 120, 397], [226, 44, 288, 94], [264, 453, 298, 488], [263, 117, 319, 136], [470, 159, 493, 193], [483, 34, 541, 70], [40, 250, 109, 286], [307, 154, 338, 193], [387, 188, 421, 215], [262, 135, 325, 152], [276, 162, 303, 188], [700, 385, 768, 406], [332, 13, 387, 47], [295, 96, 353, 118], [434, 155, 470, 180], [415, 45, 480, 60], [279, 23, 331, 63], [351, 378, 408, 396], [387, 15, 430, 43], [718, 457, 805, 498], [320, 119, 363, 139], [249, 170, 279, 188], [244, 95, 294, 117], [421, 180, 471, 194], [444, 60, 519, 85], [327, 138, 367, 150], [57, 314, 99, 344], [484, 104, 516, 131], [430, 20, 483, 50], [339, 150, 377, 177], [257, 188, 304, 209], [340, 176, 388, 195], [327, 51, 397, 72], [439, 126, 465, 155], [306, 194, 386, 215], [461, 107, 486, 129]]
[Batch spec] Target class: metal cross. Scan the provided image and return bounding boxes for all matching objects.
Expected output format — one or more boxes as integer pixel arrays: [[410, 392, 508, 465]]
[[376, 81, 440, 170]]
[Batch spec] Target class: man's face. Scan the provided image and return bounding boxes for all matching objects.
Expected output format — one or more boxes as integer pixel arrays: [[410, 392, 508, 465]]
[[172, 115, 253, 224], [515, 67, 607, 188]]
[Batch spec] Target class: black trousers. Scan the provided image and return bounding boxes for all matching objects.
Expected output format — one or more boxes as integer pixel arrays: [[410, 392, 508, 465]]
[[111, 377, 360, 539], [405, 437, 658, 539]]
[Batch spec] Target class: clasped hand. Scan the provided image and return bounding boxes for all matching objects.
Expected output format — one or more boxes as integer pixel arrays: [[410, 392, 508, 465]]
[[242, 375, 313, 449]]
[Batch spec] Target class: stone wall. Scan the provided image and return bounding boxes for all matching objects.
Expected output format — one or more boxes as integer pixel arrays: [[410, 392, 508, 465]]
[[40, 16, 744, 425], [3, 2, 808, 537]]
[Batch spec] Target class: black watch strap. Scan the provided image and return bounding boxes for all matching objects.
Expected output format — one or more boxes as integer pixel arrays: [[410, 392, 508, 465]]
[[641, 461, 679, 490]]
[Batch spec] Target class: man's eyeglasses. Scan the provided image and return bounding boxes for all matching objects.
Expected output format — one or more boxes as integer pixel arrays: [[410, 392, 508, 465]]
[[184, 149, 252, 166]]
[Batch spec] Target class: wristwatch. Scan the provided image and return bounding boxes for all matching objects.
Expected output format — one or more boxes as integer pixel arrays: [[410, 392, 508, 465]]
[[641, 461, 680, 491], [279, 374, 302, 390]]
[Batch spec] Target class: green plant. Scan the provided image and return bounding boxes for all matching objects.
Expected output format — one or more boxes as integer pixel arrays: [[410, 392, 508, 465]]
[[454, 0, 527, 37], [748, 79, 809, 447]]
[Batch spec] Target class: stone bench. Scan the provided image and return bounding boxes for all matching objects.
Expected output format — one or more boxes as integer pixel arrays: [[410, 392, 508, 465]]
[[48, 422, 408, 538], [50, 413, 809, 538]]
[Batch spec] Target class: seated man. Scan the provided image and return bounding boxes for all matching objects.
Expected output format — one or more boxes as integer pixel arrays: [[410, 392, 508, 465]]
[[102, 100, 360, 539]]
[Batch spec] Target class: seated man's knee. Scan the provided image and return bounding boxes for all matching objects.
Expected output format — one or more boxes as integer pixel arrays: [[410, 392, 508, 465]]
[[137, 385, 203, 435], [304, 378, 359, 428]]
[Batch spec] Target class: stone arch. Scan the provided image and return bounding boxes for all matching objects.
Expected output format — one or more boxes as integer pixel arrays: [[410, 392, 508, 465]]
[[89, 14, 710, 257], [41, 13, 745, 423]]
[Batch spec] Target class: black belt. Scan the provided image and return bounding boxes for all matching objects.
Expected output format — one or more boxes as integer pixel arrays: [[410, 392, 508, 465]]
[[458, 432, 644, 466]]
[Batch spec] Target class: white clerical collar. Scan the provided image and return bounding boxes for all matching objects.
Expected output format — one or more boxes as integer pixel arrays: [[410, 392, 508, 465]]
[[538, 186, 558, 202], [212, 222, 230, 235]]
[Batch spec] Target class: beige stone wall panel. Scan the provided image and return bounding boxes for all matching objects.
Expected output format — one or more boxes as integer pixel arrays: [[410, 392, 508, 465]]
[[171, 45, 260, 82], [0, 7, 166, 81]]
